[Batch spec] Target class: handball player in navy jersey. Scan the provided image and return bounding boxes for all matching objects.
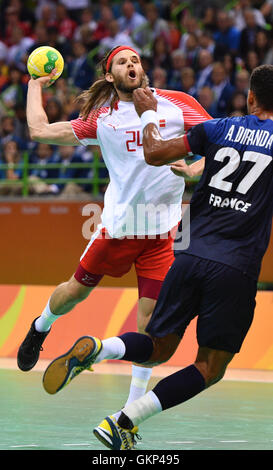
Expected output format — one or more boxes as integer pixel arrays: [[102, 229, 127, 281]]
[[43, 64, 273, 450]]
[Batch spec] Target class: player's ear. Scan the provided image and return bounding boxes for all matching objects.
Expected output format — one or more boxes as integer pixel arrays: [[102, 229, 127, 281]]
[[105, 72, 114, 83], [247, 89, 254, 106]]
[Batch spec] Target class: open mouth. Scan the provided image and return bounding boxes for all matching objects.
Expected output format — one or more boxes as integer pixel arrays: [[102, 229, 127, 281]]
[[128, 70, 136, 79]]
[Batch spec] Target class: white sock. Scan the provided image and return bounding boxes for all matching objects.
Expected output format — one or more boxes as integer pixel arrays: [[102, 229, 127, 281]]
[[125, 365, 152, 405], [113, 364, 152, 421], [122, 390, 162, 427], [94, 337, 126, 363], [35, 300, 59, 332]]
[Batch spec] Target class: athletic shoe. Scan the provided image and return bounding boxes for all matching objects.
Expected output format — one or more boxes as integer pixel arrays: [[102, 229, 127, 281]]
[[17, 317, 50, 371], [93, 413, 140, 450], [42, 336, 102, 394]]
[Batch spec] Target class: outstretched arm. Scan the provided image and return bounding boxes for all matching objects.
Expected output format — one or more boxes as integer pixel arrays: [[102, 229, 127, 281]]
[[170, 157, 205, 177], [133, 88, 190, 166], [27, 72, 79, 146]]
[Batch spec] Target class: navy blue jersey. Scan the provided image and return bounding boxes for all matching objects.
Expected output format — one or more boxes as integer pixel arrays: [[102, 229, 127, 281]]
[[178, 115, 273, 279]]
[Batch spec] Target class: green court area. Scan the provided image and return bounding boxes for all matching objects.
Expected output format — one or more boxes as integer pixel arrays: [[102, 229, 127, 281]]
[[0, 367, 272, 451]]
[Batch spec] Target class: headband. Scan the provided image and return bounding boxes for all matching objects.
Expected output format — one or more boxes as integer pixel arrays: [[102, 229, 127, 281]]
[[106, 46, 139, 73]]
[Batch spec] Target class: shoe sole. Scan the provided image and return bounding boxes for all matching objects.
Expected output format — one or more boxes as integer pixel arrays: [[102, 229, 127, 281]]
[[42, 336, 101, 394], [93, 428, 114, 450]]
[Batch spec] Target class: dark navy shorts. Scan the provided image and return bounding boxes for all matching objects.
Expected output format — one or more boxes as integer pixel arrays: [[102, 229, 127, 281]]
[[146, 253, 257, 354]]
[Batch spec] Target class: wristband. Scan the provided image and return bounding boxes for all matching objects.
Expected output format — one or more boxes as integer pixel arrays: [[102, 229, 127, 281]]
[[140, 110, 158, 131]]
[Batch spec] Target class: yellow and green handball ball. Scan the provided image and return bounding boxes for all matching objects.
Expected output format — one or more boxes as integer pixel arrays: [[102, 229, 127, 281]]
[[27, 46, 64, 83]]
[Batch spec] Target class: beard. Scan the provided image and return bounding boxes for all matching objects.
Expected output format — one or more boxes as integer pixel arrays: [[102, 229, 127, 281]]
[[113, 71, 149, 94]]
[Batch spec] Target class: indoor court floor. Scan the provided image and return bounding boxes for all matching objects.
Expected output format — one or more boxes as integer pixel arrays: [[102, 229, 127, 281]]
[[0, 360, 272, 452]]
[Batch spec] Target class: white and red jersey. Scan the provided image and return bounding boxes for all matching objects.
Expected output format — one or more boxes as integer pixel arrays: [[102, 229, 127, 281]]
[[71, 89, 211, 237]]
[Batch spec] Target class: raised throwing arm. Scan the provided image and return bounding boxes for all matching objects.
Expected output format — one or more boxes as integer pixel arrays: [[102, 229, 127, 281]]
[[27, 72, 79, 146]]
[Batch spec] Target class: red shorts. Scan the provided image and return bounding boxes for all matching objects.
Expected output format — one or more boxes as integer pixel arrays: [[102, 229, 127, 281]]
[[74, 226, 177, 299]]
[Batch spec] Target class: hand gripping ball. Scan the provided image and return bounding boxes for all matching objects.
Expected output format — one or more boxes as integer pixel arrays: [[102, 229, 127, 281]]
[[27, 46, 64, 82]]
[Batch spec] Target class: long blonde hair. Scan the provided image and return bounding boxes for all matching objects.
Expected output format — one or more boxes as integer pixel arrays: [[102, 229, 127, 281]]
[[77, 46, 148, 120]]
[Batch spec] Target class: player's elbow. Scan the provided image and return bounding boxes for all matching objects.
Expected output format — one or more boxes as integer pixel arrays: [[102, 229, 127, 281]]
[[29, 129, 40, 141], [144, 148, 164, 166], [29, 125, 42, 141], [145, 153, 163, 166], [29, 124, 49, 143]]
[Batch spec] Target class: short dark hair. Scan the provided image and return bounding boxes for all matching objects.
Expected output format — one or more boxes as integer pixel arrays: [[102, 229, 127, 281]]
[[250, 64, 273, 110]]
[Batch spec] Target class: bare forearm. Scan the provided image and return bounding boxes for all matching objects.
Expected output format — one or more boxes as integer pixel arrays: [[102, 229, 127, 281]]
[[27, 80, 49, 139], [188, 157, 205, 176], [143, 123, 188, 166], [26, 79, 78, 145]]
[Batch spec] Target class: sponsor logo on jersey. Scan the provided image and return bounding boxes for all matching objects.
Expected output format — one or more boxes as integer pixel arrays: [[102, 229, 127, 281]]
[[81, 274, 97, 285]]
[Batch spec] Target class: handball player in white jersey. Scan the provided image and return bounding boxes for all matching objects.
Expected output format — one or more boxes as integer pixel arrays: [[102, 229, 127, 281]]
[[17, 46, 210, 408]]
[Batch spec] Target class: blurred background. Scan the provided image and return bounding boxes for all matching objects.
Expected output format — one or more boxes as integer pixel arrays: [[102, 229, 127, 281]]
[[2, 0, 273, 199]]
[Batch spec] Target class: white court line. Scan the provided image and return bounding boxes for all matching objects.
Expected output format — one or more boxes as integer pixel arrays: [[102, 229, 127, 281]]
[[10, 444, 38, 448], [220, 440, 248, 443]]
